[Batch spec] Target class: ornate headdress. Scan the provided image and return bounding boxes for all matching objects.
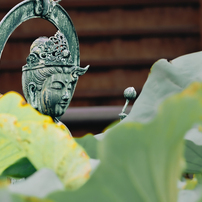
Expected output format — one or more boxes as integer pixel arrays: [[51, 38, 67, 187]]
[[22, 31, 74, 71]]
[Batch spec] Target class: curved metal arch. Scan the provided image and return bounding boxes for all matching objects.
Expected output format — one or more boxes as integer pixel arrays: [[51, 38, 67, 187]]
[[0, 0, 80, 66]]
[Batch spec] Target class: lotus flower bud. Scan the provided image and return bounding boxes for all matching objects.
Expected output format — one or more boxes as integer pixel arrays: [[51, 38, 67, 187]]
[[124, 87, 136, 100]]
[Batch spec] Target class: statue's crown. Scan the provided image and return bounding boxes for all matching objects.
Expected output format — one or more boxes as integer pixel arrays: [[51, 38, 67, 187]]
[[22, 31, 73, 71]]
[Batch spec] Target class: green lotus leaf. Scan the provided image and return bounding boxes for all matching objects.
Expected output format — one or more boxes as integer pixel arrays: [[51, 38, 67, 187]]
[[15, 121, 91, 190], [0, 91, 52, 122], [48, 82, 202, 202], [123, 51, 202, 124], [0, 188, 53, 202], [2, 157, 36, 178], [0, 92, 91, 190], [9, 168, 64, 198], [0, 114, 25, 174], [177, 174, 202, 202], [117, 52, 202, 176], [183, 126, 202, 174], [184, 140, 202, 173], [75, 134, 98, 159], [178, 188, 201, 202]]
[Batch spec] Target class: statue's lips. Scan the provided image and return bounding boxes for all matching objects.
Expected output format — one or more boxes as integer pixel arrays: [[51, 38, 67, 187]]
[[59, 103, 68, 108]]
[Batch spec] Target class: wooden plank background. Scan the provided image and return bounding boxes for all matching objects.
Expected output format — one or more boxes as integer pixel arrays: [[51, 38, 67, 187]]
[[0, 0, 201, 136]]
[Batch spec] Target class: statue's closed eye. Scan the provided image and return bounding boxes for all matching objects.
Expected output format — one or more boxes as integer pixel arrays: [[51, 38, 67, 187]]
[[51, 82, 63, 90]]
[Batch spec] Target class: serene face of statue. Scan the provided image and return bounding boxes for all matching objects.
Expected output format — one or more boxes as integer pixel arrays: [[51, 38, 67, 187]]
[[38, 72, 74, 118], [22, 31, 89, 122]]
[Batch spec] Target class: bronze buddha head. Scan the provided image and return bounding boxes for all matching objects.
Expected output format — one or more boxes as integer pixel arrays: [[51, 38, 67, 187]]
[[22, 31, 88, 120]]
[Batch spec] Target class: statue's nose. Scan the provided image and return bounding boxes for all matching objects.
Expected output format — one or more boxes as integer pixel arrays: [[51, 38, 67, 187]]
[[62, 91, 69, 101]]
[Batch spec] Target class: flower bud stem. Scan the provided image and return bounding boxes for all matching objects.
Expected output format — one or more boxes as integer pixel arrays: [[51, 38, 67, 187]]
[[122, 99, 129, 113]]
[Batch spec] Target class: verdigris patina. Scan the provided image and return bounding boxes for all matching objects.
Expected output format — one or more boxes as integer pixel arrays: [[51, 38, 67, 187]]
[[22, 31, 89, 122], [0, 0, 89, 124]]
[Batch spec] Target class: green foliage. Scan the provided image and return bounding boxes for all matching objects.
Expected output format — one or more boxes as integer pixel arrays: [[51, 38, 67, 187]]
[[0, 91, 51, 122], [184, 140, 202, 173], [7, 168, 64, 199], [0, 92, 91, 190], [2, 52, 202, 201], [0, 114, 25, 174], [47, 82, 202, 202], [123, 52, 202, 124], [2, 158, 36, 178], [0, 189, 53, 202], [183, 126, 202, 174], [75, 134, 98, 159]]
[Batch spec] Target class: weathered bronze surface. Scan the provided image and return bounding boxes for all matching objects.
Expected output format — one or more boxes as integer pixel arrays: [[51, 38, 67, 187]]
[[22, 31, 89, 122], [0, 0, 80, 65], [0, 0, 89, 122]]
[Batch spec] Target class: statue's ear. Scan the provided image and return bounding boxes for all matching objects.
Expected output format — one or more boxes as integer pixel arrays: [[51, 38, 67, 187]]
[[72, 65, 89, 80], [28, 82, 37, 109]]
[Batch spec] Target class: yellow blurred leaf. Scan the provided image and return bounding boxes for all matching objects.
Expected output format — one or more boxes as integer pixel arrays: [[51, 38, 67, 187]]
[[0, 92, 91, 190]]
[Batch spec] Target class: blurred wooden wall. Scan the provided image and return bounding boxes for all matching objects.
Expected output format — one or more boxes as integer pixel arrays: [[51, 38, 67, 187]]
[[0, 0, 201, 136]]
